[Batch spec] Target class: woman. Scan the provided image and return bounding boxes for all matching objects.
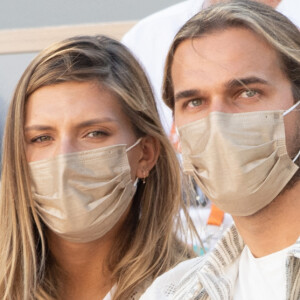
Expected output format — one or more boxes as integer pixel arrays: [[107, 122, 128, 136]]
[[0, 35, 195, 299]]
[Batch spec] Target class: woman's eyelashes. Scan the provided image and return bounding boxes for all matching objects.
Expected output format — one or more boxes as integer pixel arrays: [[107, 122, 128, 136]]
[[28, 129, 110, 145], [84, 129, 110, 139], [30, 135, 53, 143]]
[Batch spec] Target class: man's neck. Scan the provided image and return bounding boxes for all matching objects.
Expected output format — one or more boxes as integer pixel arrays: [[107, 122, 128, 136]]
[[233, 181, 300, 258]]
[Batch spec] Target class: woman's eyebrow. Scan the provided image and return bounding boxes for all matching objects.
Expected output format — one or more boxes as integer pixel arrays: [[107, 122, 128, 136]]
[[24, 125, 54, 132], [75, 118, 119, 129], [24, 118, 119, 132]]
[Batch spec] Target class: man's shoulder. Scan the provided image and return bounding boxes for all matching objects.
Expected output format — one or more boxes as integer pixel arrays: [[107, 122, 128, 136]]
[[140, 225, 244, 300], [140, 257, 205, 300]]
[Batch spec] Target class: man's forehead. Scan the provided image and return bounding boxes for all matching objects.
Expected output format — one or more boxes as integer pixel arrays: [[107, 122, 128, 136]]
[[171, 27, 282, 88]]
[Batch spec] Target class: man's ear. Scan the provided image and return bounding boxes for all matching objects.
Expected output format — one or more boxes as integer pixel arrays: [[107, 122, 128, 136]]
[[136, 136, 160, 179]]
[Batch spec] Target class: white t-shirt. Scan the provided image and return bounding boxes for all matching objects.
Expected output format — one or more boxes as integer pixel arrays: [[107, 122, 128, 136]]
[[234, 245, 290, 300]]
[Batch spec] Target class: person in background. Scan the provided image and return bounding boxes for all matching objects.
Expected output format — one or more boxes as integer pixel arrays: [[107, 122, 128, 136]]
[[0, 35, 196, 300], [140, 1, 300, 299]]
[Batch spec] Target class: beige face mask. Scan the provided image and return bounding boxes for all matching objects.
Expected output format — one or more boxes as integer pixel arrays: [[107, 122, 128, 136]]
[[29, 139, 141, 243], [178, 102, 300, 216]]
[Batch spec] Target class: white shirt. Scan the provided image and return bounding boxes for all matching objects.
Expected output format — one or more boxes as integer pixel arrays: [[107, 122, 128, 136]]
[[140, 257, 202, 300], [102, 284, 145, 300], [122, 0, 300, 134], [234, 245, 290, 300], [140, 226, 300, 300]]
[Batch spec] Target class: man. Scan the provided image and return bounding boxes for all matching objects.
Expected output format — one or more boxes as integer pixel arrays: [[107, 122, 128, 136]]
[[123, 0, 300, 134], [140, 1, 300, 299], [123, 0, 300, 252]]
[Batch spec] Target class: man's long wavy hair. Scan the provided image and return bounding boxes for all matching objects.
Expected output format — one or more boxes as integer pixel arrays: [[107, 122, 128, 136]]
[[163, 0, 300, 109], [0, 35, 195, 299]]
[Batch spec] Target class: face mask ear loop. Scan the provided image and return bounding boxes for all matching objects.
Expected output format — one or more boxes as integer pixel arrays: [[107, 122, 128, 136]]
[[283, 100, 300, 116], [126, 138, 142, 152], [282, 101, 300, 163], [133, 177, 140, 187], [126, 139, 143, 186], [293, 150, 300, 163]]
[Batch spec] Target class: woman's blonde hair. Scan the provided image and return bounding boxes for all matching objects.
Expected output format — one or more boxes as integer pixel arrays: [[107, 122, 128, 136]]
[[163, 0, 300, 109], [0, 35, 195, 299]]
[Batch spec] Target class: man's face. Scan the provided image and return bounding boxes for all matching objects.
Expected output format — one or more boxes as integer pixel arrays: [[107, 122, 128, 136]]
[[172, 27, 299, 162]]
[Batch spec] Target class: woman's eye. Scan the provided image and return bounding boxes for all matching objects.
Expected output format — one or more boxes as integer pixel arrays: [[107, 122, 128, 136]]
[[86, 130, 108, 138], [187, 99, 203, 108], [240, 89, 258, 98], [31, 135, 52, 143]]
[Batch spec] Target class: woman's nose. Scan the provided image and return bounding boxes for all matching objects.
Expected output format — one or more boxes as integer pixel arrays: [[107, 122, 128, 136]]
[[54, 137, 78, 156]]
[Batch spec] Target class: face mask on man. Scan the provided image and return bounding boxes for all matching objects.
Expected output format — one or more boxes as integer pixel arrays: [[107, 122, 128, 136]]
[[29, 139, 141, 243], [178, 101, 300, 216]]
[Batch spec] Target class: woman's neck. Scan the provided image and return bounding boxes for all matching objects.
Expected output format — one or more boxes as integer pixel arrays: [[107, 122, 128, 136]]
[[47, 230, 115, 300]]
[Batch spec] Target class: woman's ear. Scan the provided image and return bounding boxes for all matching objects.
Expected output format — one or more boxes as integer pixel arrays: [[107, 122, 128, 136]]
[[136, 136, 160, 179]]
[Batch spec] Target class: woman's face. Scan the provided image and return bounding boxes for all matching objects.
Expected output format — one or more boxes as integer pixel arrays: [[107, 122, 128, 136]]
[[24, 80, 143, 178]]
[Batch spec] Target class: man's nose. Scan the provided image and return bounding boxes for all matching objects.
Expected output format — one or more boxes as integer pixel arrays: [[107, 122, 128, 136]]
[[208, 97, 233, 114]]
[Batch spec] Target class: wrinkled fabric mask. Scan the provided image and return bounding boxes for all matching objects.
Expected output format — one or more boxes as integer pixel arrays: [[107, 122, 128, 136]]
[[178, 102, 300, 216], [29, 139, 141, 243]]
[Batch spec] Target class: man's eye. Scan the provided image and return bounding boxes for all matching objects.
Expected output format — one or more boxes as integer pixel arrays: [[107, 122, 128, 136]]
[[241, 90, 258, 98], [187, 99, 203, 108], [31, 135, 52, 143]]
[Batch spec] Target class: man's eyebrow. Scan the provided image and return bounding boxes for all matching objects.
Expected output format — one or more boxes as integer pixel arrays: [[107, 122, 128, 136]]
[[25, 118, 118, 132], [174, 77, 269, 102], [174, 89, 202, 102], [226, 77, 269, 90]]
